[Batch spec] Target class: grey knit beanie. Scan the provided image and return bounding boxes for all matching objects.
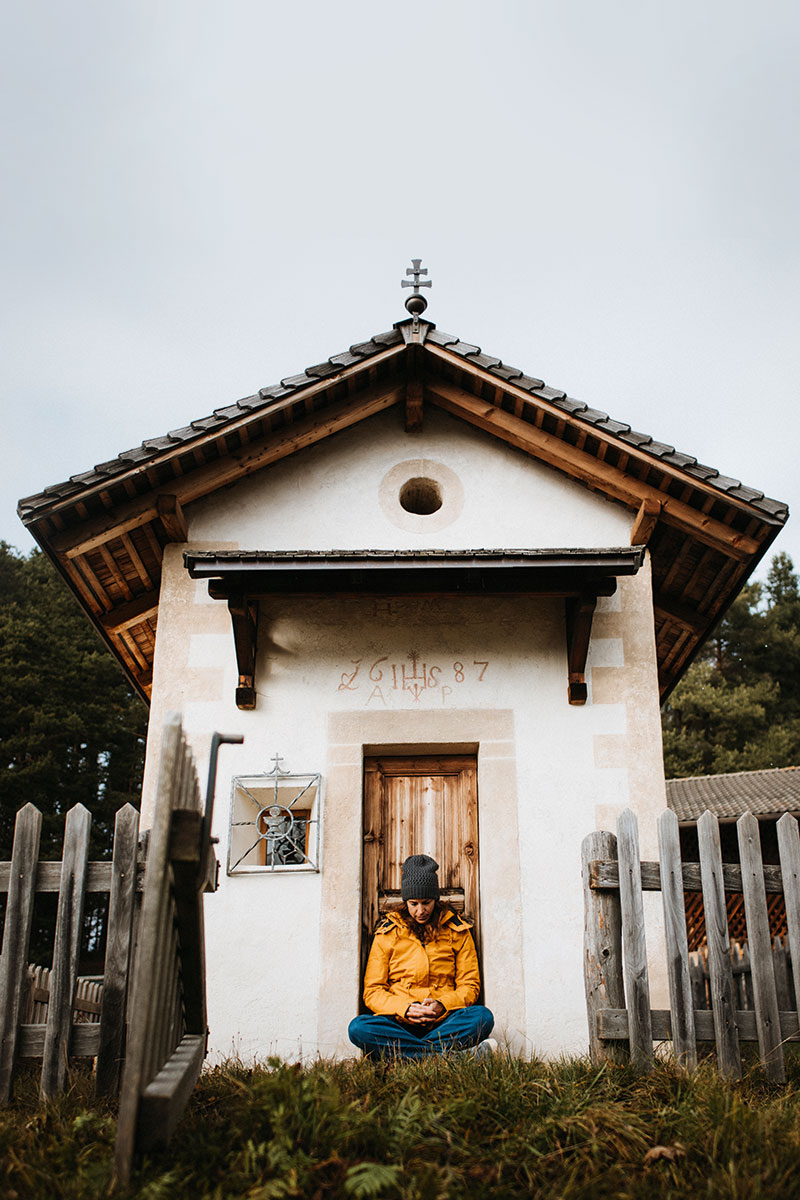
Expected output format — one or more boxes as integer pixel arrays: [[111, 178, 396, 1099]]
[[401, 854, 440, 901]]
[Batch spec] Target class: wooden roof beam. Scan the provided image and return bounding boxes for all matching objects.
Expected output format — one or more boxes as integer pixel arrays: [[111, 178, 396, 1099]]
[[157, 494, 188, 542], [99, 590, 160, 634], [426, 381, 759, 562], [653, 593, 708, 635], [630, 498, 662, 547], [47, 381, 405, 560], [404, 342, 424, 432]]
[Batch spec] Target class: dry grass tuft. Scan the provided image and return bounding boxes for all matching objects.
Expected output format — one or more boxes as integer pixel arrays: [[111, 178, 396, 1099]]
[[4, 1053, 800, 1197]]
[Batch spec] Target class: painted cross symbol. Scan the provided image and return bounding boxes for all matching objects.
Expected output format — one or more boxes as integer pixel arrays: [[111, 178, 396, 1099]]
[[270, 753, 285, 773], [401, 259, 432, 295]]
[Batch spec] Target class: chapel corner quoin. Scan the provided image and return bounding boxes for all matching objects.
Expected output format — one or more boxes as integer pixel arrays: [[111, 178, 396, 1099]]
[[16, 306, 788, 1060]]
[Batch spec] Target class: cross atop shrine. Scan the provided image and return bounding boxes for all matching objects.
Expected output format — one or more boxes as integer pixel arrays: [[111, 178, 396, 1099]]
[[401, 258, 432, 294], [401, 258, 432, 317]]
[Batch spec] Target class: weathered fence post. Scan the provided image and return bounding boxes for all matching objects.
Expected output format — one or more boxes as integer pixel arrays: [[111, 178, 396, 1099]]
[[581, 830, 625, 1063], [41, 804, 92, 1099], [777, 813, 800, 1031], [96, 803, 141, 1097], [738, 813, 784, 1082], [0, 804, 43, 1103], [658, 809, 696, 1069], [617, 810, 653, 1071], [698, 811, 741, 1078]]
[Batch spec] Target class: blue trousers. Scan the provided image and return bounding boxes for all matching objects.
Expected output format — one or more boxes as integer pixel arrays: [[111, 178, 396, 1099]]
[[348, 1005, 494, 1059]]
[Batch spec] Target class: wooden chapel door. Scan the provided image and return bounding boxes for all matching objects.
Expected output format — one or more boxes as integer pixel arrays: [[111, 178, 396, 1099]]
[[361, 756, 480, 990]]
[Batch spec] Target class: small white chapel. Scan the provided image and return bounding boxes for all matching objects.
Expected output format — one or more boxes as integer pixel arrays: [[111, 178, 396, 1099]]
[[18, 263, 788, 1059]]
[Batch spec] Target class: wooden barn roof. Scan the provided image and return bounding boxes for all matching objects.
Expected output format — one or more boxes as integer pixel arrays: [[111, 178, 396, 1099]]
[[18, 318, 788, 705]]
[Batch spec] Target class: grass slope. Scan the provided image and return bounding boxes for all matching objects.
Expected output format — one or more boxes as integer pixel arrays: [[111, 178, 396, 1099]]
[[3, 1054, 800, 1198]]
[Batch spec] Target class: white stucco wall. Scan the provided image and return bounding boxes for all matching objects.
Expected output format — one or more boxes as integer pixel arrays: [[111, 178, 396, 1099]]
[[141, 405, 667, 1062]]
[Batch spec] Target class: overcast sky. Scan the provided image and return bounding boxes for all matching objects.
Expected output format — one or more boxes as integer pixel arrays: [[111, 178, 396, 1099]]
[[3, 2, 798, 581]]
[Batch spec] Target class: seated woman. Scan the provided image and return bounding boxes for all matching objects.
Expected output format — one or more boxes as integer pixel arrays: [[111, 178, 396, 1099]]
[[348, 854, 494, 1059]]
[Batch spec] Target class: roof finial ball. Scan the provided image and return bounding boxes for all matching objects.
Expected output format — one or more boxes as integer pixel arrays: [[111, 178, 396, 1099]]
[[401, 258, 432, 316]]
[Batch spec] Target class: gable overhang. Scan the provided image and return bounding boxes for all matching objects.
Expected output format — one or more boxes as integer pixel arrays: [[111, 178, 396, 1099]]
[[18, 319, 787, 706], [185, 547, 646, 709]]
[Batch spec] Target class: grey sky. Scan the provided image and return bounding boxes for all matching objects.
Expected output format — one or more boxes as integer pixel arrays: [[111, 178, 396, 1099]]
[[4, 2, 798, 582]]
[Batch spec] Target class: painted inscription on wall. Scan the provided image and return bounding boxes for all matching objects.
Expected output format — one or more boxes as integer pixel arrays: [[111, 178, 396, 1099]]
[[336, 650, 490, 707]]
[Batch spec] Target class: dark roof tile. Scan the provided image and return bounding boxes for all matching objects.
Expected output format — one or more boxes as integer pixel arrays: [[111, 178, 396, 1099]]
[[580, 406, 611, 425], [465, 352, 502, 371], [329, 350, 364, 368], [646, 439, 676, 457], [660, 450, 697, 468], [490, 363, 523, 381], [593, 417, 631, 436], [371, 329, 403, 347], [619, 430, 653, 449], [305, 360, 341, 380], [425, 329, 459, 348], [280, 372, 315, 389], [532, 385, 567, 402], [667, 766, 800, 821], [513, 373, 546, 392]]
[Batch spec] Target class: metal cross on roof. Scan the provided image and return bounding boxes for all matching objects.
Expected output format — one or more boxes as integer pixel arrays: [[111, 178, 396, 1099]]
[[401, 258, 432, 316]]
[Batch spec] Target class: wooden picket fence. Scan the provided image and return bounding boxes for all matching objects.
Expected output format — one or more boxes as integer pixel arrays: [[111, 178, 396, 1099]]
[[22, 964, 104, 1025], [0, 801, 142, 1102], [689, 938, 796, 1014], [0, 713, 239, 1188], [583, 808, 800, 1082]]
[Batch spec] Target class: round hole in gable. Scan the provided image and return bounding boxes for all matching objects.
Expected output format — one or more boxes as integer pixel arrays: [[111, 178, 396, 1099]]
[[399, 477, 443, 515]]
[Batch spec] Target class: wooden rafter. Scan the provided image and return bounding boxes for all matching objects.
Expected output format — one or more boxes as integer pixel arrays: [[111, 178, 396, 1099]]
[[426, 380, 759, 560]]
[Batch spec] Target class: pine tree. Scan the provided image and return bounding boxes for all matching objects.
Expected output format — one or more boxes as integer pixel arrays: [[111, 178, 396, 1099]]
[[662, 552, 800, 778], [0, 542, 147, 962]]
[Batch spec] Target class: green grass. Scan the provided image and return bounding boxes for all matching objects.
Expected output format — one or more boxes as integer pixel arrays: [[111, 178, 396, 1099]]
[[4, 1053, 800, 1198]]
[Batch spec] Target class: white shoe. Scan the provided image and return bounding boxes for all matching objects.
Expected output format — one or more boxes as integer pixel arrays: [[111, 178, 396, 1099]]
[[476, 1038, 498, 1057]]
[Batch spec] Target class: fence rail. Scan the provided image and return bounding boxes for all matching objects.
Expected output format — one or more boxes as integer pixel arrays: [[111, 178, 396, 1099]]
[[583, 808, 800, 1081]]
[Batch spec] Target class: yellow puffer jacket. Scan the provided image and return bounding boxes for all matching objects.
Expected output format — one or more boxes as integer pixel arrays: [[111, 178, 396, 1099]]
[[363, 907, 481, 1018]]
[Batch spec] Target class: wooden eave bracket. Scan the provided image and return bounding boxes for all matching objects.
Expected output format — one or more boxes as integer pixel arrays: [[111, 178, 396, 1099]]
[[225, 593, 258, 710], [565, 591, 599, 705]]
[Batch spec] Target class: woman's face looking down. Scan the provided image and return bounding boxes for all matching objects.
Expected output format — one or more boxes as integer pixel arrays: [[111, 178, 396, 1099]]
[[406, 899, 436, 925]]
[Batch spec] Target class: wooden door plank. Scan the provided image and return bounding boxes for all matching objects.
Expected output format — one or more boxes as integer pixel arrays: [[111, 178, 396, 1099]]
[[777, 813, 800, 1021], [0, 804, 43, 1103], [698, 811, 741, 1078], [460, 763, 480, 949], [657, 809, 696, 1068], [617, 810, 653, 1070], [360, 766, 382, 996], [96, 804, 140, 1098], [737, 813, 785, 1081], [41, 804, 92, 1099]]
